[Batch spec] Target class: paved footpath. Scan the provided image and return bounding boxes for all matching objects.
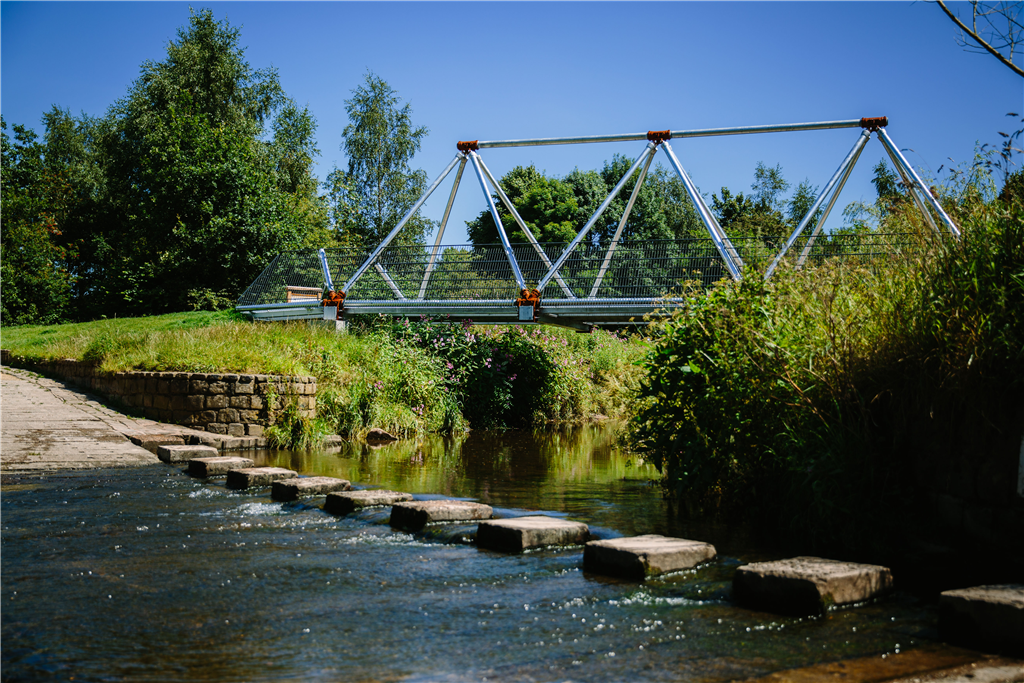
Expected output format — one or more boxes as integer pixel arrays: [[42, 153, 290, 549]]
[[1, 366, 179, 472]]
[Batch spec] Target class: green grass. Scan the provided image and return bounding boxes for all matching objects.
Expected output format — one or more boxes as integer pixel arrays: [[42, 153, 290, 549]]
[[2, 311, 647, 443]]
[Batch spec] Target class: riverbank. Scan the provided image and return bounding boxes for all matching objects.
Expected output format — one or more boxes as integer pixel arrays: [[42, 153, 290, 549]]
[[1, 313, 648, 444]]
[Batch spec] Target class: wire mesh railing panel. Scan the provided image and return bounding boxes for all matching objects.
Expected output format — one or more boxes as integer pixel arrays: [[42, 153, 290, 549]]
[[238, 233, 930, 308], [237, 251, 327, 306]]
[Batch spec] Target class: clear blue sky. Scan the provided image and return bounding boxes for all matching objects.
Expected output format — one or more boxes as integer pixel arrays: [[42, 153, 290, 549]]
[[2, 1, 1021, 244]]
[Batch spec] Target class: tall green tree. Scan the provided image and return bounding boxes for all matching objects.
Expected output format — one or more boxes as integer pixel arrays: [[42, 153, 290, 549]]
[[328, 72, 432, 249], [95, 8, 324, 315], [0, 117, 79, 324]]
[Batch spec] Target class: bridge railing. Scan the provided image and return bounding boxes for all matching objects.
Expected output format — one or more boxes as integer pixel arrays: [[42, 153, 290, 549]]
[[237, 233, 925, 311]]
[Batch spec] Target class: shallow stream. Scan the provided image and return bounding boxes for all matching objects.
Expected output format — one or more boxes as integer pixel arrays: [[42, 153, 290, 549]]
[[2, 424, 963, 682]]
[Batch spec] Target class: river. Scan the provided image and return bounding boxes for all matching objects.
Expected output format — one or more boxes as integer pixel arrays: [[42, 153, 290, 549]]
[[2, 424, 961, 681]]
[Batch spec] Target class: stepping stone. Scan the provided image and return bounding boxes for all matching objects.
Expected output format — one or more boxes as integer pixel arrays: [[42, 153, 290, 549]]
[[271, 476, 352, 501], [225, 467, 297, 490], [733, 556, 893, 615], [130, 433, 185, 452], [477, 516, 589, 553], [390, 500, 492, 532], [940, 584, 1024, 655], [584, 534, 717, 580], [188, 456, 254, 477], [324, 490, 414, 515], [157, 444, 219, 463]]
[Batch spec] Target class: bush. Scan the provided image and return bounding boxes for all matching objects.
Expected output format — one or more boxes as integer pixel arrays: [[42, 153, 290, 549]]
[[628, 191, 1024, 553]]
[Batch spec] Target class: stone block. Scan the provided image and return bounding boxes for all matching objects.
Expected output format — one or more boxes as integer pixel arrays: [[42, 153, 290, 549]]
[[218, 408, 240, 424], [233, 381, 254, 395], [169, 395, 186, 411], [185, 395, 205, 411], [200, 410, 218, 424], [477, 516, 590, 553], [226, 467, 297, 490], [246, 424, 264, 437], [733, 556, 893, 615], [325, 490, 414, 515], [584, 535, 717, 580], [188, 432, 223, 449], [190, 379, 209, 393], [239, 410, 260, 423], [229, 396, 250, 409], [169, 379, 188, 394], [206, 395, 228, 410], [940, 584, 1024, 655], [145, 378, 159, 394], [143, 394, 154, 408], [188, 456, 254, 477], [208, 381, 229, 395], [207, 423, 228, 435], [224, 374, 239, 382], [157, 444, 219, 463], [128, 433, 185, 453], [390, 500, 492, 532], [271, 476, 352, 501], [227, 423, 245, 437], [250, 396, 264, 410], [157, 380, 170, 394], [153, 395, 171, 410]]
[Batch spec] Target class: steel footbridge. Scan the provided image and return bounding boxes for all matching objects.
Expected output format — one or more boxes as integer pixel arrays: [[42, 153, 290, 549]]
[[237, 116, 959, 330]]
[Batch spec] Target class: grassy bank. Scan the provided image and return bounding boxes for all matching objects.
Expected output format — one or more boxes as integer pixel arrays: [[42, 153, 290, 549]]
[[628, 177, 1024, 560], [2, 312, 647, 442]]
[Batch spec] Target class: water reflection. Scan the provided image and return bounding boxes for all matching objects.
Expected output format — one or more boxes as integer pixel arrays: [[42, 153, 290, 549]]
[[1, 424, 960, 682]]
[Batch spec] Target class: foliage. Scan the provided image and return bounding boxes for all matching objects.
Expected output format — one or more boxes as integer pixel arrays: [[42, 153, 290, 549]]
[[2, 9, 328, 325], [628, 156, 1024, 553], [466, 157, 706, 249], [1, 118, 75, 325], [326, 72, 432, 249], [4, 308, 645, 439]]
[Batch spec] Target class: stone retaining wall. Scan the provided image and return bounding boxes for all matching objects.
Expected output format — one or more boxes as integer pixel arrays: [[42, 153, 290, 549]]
[[5, 357, 316, 437]]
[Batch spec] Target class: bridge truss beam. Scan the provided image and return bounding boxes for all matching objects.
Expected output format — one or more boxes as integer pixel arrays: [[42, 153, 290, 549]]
[[237, 117, 960, 330]]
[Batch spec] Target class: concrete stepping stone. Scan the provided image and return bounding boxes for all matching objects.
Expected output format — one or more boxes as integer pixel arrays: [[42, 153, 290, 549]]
[[157, 444, 219, 463], [324, 490, 413, 515], [390, 500, 492, 532], [733, 556, 893, 615], [940, 584, 1024, 655], [477, 516, 589, 553], [584, 534, 717, 580], [225, 467, 297, 490], [271, 476, 352, 501], [188, 456, 254, 477]]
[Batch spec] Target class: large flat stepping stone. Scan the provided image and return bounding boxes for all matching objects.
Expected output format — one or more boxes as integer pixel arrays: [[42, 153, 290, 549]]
[[584, 534, 717, 580], [940, 584, 1024, 655], [733, 556, 893, 615], [226, 467, 297, 490], [477, 516, 589, 553], [271, 476, 352, 501], [324, 490, 413, 515], [157, 444, 219, 463], [390, 500, 492, 532], [188, 456, 254, 477]]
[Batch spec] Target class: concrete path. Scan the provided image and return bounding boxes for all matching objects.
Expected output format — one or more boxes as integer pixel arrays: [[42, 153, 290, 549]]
[[1, 366, 170, 472]]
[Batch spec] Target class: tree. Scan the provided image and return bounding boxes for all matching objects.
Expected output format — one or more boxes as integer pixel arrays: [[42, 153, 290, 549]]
[[331, 72, 432, 249], [466, 165, 578, 245], [787, 179, 821, 230], [1, 118, 74, 324], [95, 8, 323, 315], [712, 162, 790, 241], [935, 0, 1024, 77]]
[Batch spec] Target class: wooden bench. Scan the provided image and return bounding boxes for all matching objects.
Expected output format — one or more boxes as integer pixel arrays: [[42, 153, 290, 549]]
[[285, 286, 322, 302]]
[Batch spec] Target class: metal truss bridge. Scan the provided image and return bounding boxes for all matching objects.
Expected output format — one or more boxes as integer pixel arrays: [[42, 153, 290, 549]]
[[237, 116, 959, 330]]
